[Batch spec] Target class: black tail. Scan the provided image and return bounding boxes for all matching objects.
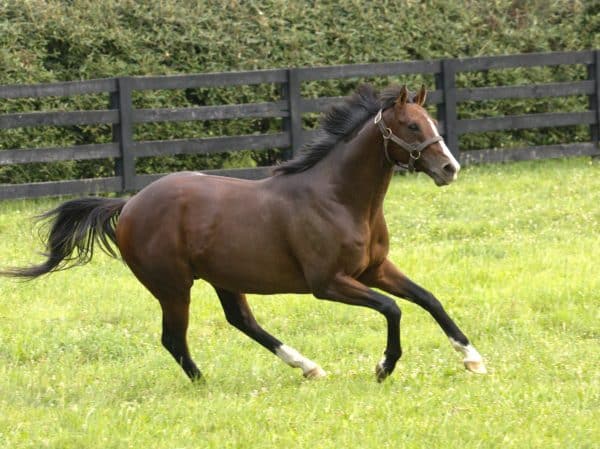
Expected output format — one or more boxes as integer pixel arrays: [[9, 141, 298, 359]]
[[1, 197, 127, 279]]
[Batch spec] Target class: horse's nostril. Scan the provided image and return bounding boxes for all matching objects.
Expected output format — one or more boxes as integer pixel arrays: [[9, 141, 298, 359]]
[[443, 163, 456, 175]]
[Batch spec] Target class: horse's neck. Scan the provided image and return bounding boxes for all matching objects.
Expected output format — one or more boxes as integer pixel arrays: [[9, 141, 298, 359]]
[[321, 121, 394, 221]]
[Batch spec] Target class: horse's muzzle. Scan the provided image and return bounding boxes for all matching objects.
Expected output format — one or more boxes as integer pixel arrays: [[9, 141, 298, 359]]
[[428, 161, 460, 186]]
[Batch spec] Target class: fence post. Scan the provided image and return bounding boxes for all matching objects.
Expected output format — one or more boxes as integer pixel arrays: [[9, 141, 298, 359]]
[[110, 77, 136, 192], [589, 50, 600, 155], [285, 68, 303, 158], [279, 73, 292, 161], [438, 59, 459, 161]]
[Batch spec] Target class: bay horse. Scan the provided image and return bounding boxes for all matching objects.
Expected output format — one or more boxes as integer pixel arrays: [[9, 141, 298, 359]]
[[1, 85, 486, 382]]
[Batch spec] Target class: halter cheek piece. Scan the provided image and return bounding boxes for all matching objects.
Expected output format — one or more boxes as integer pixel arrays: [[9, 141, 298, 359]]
[[374, 109, 443, 172]]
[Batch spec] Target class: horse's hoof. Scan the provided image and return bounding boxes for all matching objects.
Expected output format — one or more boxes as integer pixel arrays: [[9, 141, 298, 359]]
[[189, 371, 205, 383], [464, 360, 487, 374], [375, 362, 390, 382], [303, 366, 327, 379]]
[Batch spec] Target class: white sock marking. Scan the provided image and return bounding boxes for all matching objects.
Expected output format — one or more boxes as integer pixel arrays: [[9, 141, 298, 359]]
[[275, 344, 325, 377], [449, 338, 483, 363]]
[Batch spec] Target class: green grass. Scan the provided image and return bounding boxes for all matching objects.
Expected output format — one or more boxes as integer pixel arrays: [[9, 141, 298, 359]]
[[1, 158, 599, 449]]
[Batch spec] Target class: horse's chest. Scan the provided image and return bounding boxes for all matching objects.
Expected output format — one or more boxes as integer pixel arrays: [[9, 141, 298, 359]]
[[291, 203, 388, 278], [339, 228, 385, 276], [340, 237, 369, 276]]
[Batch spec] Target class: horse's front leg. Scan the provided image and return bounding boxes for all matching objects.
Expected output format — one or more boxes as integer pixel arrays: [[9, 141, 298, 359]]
[[360, 259, 487, 374], [313, 273, 402, 382]]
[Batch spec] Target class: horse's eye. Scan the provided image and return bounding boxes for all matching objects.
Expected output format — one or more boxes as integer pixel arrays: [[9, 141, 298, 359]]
[[408, 123, 420, 132]]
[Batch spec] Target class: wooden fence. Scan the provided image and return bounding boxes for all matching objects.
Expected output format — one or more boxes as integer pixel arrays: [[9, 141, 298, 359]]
[[1, 49, 599, 200]]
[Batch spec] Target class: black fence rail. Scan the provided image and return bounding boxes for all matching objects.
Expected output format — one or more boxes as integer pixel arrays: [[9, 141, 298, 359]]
[[1, 50, 599, 200]]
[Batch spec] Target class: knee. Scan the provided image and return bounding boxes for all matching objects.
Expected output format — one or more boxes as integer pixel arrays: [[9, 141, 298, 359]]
[[381, 300, 401, 322], [414, 289, 443, 310], [426, 293, 444, 312]]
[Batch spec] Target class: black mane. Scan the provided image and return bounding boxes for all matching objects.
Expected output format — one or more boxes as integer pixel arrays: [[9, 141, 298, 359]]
[[273, 84, 405, 176]]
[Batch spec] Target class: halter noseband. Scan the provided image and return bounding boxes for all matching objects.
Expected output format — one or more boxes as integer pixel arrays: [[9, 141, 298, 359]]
[[374, 109, 443, 172]]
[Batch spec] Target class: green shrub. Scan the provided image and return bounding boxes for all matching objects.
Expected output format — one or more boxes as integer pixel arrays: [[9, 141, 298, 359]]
[[1, 0, 598, 183]]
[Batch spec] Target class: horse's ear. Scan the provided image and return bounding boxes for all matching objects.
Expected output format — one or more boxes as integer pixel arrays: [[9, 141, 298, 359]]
[[396, 85, 409, 107], [415, 85, 427, 106]]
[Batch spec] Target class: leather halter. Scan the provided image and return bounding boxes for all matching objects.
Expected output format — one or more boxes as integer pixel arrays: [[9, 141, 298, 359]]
[[374, 109, 443, 172]]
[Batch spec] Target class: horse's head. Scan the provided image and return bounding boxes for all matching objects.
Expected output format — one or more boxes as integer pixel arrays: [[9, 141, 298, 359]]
[[377, 85, 460, 186]]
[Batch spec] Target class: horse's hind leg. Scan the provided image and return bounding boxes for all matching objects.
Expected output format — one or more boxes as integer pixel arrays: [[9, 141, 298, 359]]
[[214, 288, 326, 379], [129, 269, 201, 381], [159, 293, 202, 381]]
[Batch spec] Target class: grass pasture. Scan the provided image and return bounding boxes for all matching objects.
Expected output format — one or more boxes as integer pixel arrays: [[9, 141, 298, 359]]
[[0, 158, 599, 449]]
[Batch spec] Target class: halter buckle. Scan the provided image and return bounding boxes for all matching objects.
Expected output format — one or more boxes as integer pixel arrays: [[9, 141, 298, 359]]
[[409, 150, 421, 160]]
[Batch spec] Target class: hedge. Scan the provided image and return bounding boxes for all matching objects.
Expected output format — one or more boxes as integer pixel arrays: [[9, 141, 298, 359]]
[[1, 0, 599, 183]]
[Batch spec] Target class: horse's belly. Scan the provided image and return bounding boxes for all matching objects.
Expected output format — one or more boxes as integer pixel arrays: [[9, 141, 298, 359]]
[[191, 253, 311, 294]]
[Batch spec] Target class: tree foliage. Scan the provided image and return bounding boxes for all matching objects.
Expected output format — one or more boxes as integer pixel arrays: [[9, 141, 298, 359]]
[[1, 0, 598, 182]]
